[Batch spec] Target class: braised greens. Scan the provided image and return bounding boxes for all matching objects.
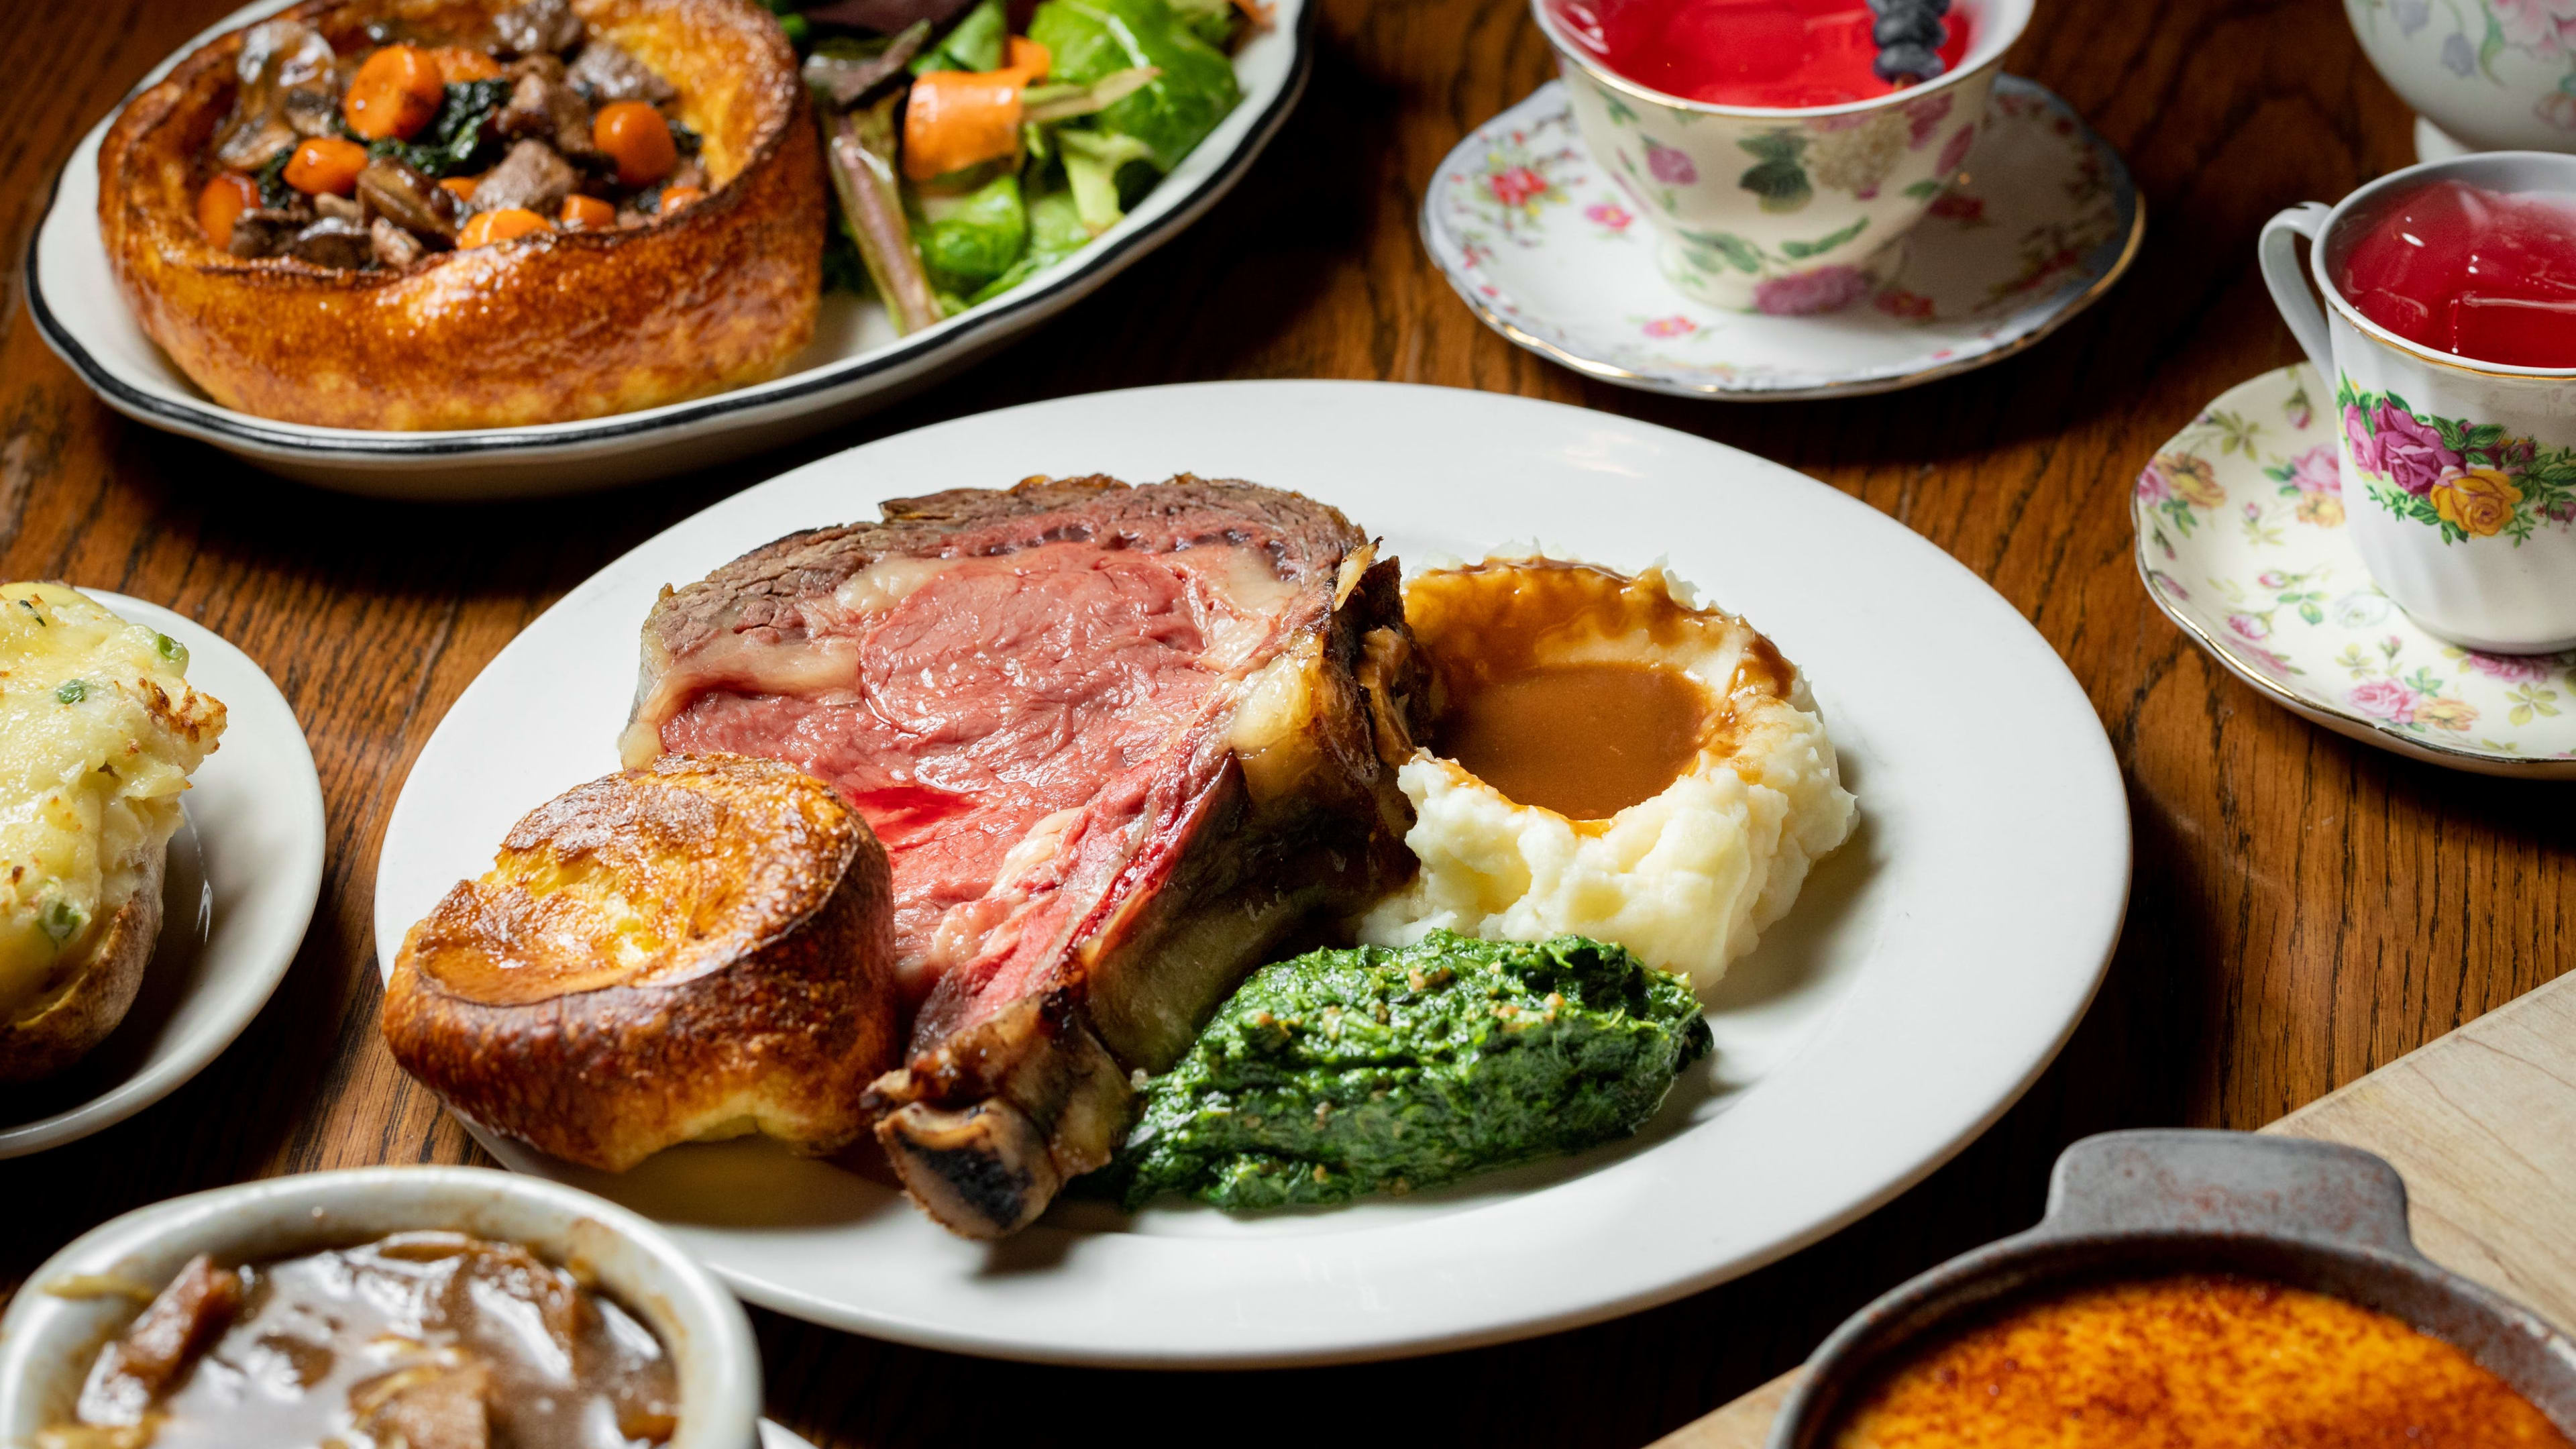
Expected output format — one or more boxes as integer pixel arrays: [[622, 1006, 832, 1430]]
[[1102, 932, 1711, 1210]]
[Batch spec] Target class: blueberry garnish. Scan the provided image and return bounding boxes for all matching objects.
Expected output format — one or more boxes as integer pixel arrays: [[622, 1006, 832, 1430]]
[[1872, 40, 1946, 84]]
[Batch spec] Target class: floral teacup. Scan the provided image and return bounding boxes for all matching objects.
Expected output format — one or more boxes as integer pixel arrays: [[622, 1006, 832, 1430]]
[[2259, 151, 2576, 654], [2346, 0, 2576, 154], [1529, 0, 2033, 313]]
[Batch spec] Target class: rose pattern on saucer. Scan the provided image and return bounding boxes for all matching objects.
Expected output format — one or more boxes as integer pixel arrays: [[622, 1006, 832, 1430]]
[[1419, 78, 2140, 398], [2136, 364, 2576, 770], [2337, 377, 2576, 544]]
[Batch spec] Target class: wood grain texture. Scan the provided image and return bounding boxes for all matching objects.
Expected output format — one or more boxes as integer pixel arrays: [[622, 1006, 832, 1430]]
[[2, 0, 2567, 1444], [1656, 971, 2576, 1448]]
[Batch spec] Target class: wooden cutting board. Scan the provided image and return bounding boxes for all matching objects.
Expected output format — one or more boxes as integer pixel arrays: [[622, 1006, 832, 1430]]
[[1655, 969, 2576, 1448]]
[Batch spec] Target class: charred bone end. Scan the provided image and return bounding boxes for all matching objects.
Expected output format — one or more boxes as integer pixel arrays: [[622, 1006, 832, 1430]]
[[873, 1101, 1061, 1240], [865, 994, 1136, 1238]]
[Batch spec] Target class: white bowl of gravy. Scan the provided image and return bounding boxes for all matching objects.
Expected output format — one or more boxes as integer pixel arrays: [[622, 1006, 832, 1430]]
[[0, 1165, 761, 1449]]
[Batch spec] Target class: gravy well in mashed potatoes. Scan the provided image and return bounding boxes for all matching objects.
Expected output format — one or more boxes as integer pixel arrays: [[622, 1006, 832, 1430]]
[[1831, 1273, 2571, 1448], [1358, 557, 1851, 994]]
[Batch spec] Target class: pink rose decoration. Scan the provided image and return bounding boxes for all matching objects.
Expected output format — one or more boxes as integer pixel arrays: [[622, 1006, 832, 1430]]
[[2349, 679, 2420, 723], [1585, 202, 1633, 229], [2228, 613, 2271, 641], [2463, 651, 2555, 682], [2135, 466, 2171, 502], [1645, 142, 1698, 185], [1754, 265, 1872, 316], [1935, 123, 1978, 177], [1928, 193, 1985, 222], [1901, 91, 1954, 146], [1489, 166, 1548, 208], [1642, 315, 1697, 338], [2285, 444, 2341, 498], [2496, 0, 2576, 54], [2370, 402, 2462, 497], [2342, 404, 2380, 475]]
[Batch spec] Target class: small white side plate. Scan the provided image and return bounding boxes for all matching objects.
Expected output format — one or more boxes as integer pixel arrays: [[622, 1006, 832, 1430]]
[[27, 0, 1309, 499], [2137, 364, 2576, 775], [1421, 78, 2142, 400], [374, 379, 2131, 1367], [0, 593, 325, 1157]]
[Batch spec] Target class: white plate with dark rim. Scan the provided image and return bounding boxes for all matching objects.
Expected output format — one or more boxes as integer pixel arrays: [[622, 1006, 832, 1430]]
[[25, 0, 1310, 501], [2137, 363, 2576, 776], [0, 593, 325, 1157], [1420, 78, 2141, 400], [372, 380, 2130, 1366]]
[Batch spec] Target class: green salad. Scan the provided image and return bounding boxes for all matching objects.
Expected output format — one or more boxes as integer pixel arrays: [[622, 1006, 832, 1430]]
[[767, 0, 1256, 326], [1100, 932, 1712, 1211]]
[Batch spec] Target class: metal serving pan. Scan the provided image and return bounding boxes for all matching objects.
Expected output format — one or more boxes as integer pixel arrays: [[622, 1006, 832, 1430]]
[[1769, 1128, 2576, 1446]]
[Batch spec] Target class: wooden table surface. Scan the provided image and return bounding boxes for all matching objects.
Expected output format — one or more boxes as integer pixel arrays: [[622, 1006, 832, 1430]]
[[4, 0, 2568, 1444]]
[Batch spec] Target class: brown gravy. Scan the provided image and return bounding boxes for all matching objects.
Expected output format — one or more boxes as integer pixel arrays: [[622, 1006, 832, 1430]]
[[48, 1233, 678, 1449], [1442, 661, 1709, 820]]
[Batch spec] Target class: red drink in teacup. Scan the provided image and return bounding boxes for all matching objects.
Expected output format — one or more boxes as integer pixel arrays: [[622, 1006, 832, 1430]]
[[1532, 0, 2029, 313], [2260, 152, 2576, 654], [1554, 0, 1973, 109], [2336, 181, 2576, 370]]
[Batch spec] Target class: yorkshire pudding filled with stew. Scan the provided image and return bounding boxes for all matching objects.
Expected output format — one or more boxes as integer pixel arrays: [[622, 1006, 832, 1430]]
[[1356, 557, 1856, 996], [98, 0, 822, 430]]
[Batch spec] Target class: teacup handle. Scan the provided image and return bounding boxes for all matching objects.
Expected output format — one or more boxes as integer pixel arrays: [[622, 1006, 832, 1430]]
[[2259, 203, 2338, 381]]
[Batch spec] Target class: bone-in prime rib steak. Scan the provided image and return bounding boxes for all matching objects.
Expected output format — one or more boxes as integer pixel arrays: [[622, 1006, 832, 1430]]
[[623, 475, 1421, 1236]]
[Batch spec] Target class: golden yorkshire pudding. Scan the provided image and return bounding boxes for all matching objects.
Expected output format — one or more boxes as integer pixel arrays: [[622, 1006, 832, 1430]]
[[99, 0, 822, 430], [382, 753, 899, 1171]]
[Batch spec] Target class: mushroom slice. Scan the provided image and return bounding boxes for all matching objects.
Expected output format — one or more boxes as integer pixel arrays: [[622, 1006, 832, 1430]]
[[371, 217, 429, 269], [286, 216, 373, 268], [357, 159, 459, 241]]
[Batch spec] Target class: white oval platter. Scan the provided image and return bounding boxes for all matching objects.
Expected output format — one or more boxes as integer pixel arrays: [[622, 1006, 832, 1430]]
[[374, 380, 2130, 1366], [26, 0, 1309, 500]]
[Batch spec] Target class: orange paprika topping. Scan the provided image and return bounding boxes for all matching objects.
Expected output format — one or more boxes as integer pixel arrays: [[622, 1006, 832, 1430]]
[[1830, 1274, 2572, 1448]]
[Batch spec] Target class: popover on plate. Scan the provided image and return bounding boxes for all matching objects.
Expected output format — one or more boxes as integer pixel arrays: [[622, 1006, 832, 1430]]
[[382, 753, 900, 1172], [98, 0, 823, 431]]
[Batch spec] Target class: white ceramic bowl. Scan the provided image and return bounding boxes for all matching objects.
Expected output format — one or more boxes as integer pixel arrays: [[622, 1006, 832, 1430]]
[[0, 1167, 761, 1448], [2347, 0, 2576, 154]]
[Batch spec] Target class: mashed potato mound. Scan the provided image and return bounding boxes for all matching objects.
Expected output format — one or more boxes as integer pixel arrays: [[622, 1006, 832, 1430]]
[[1357, 560, 1854, 996]]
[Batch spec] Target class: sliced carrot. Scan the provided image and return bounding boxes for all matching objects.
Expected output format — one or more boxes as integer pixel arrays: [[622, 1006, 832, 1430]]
[[196, 172, 261, 250], [903, 74, 1022, 180], [343, 44, 445, 140], [657, 184, 706, 215], [996, 36, 1050, 86], [283, 137, 368, 196], [426, 44, 504, 81], [559, 193, 617, 230], [458, 207, 550, 248], [439, 176, 480, 204], [593, 101, 678, 189]]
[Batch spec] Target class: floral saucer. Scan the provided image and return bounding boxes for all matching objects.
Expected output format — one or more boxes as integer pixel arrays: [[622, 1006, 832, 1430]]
[[1419, 77, 2143, 400], [2135, 364, 2576, 777]]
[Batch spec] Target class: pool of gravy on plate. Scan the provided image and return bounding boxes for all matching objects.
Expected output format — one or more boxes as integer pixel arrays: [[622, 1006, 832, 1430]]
[[51, 1232, 678, 1449], [1408, 559, 1791, 820], [1830, 1272, 2573, 1448]]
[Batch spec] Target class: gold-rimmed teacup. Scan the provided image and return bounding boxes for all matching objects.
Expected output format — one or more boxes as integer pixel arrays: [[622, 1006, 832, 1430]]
[[1529, 0, 2034, 313], [2261, 152, 2576, 654]]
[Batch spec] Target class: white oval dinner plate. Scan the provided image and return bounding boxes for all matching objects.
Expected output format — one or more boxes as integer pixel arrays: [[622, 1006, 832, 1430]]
[[373, 380, 2131, 1366], [0, 593, 326, 1157], [27, 0, 1309, 500]]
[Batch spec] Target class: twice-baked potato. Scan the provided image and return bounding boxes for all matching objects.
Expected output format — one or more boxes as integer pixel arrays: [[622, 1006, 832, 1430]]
[[0, 584, 227, 1083], [99, 0, 823, 430], [383, 753, 900, 1171]]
